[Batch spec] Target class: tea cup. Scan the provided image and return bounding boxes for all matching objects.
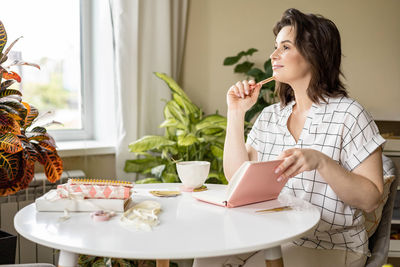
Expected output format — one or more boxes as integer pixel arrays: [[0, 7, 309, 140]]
[[176, 161, 210, 190]]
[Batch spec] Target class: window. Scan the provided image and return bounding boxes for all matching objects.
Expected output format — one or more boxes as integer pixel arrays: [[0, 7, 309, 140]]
[[0, 0, 93, 141]]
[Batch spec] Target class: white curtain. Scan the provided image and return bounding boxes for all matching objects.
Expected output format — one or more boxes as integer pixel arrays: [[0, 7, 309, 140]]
[[109, 0, 189, 180]]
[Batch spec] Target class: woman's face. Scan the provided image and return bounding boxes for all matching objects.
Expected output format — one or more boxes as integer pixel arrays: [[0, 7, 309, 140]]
[[270, 26, 311, 85]]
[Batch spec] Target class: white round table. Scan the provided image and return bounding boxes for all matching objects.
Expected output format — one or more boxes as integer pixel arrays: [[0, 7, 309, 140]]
[[14, 183, 320, 266]]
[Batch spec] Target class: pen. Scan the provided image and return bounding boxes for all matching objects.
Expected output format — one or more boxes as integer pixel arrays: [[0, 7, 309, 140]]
[[255, 206, 291, 213]]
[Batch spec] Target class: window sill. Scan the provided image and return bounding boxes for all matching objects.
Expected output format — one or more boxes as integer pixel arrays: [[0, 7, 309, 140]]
[[56, 140, 116, 157]]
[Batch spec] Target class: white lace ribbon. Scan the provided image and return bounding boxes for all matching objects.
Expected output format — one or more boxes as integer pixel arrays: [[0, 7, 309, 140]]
[[120, 200, 161, 231], [44, 188, 85, 201]]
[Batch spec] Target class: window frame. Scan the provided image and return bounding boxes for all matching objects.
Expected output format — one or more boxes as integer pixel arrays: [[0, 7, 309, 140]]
[[47, 0, 94, 141]]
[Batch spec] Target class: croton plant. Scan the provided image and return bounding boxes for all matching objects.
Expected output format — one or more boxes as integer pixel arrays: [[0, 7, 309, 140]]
[[0, 20, 62, 196]]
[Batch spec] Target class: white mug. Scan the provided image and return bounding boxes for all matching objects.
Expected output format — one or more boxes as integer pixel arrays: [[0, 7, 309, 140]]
[[176, 161, 210, 189]]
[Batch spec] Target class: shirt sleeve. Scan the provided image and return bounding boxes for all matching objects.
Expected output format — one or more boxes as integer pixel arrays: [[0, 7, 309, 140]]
[[245, 112, 263, 151], [340, 104, 386, 171]]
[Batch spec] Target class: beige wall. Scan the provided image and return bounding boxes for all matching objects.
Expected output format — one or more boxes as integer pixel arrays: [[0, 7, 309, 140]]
[[39, 1, 400, 181], [34, 154, 116, 179], [181, 0, 400, 120]]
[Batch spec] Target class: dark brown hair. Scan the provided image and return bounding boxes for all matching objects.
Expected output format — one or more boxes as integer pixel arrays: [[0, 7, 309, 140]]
[[273, 8, 347, 106]]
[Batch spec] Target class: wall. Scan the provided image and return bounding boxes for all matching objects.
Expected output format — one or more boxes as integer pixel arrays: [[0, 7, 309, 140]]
[[34, 154, 116, 179], [181, 0, 400, 120], [36, 0, 400, 181]]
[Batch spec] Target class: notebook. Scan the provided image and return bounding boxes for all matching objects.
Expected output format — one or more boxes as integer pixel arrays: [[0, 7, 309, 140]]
[[192, 160, 286, 208]]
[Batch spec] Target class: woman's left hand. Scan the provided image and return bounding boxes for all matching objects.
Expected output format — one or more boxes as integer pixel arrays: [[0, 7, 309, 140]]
[[275, 148, 327, 181]]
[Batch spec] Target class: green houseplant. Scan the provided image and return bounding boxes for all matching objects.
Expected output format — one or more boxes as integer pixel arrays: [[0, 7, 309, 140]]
[[223, 48, 277, 122], [78, 255, 179, 267], [125, 72, 228, 185], [0, 20, 63, 196]]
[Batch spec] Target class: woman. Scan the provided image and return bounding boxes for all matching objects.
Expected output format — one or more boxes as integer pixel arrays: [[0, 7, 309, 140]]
[[194, 8, 385, 267]]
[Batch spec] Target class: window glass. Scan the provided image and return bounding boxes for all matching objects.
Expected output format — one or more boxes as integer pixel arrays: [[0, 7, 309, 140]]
[[0, 0, 82, 131]]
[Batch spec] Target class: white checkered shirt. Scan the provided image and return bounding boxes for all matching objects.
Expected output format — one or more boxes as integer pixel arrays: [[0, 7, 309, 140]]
[[246, 96, 385, 255]]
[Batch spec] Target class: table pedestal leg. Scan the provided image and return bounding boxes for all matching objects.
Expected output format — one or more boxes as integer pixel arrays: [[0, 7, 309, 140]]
[[265, 246, 283, 267], [156, 259, 170, 267], [58, 250, 78, 267]]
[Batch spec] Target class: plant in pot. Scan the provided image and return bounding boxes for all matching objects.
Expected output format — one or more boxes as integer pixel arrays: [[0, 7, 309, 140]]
[[223, 48, 277, 122], [0, 20, 63, 263], [125, 72, 231, 185]]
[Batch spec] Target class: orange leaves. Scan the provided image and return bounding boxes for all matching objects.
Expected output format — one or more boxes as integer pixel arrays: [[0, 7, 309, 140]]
[[0, 154, 35, 196], [0, 89, 22, 98], [0, 22, 61, 196], [0, 113, 21, 134], [0, 151, 20, 183], [43, 151, 63, 183], [0, 100, 63, 196], [2, 71, 21, 82], [0, 80, 16, 90], [22, 102, 38, 129], [0, 133, 22, 153], [0, 20, 7, 55], [0, 98, 27, 122], [38, 141, 56, 152]]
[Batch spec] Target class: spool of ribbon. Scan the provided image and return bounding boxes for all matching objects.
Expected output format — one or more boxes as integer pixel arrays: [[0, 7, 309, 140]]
[[91, 210, 116, 222]]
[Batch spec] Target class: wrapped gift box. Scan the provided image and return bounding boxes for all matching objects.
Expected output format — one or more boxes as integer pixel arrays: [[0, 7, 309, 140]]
[[57, 180, 131, 199], [35, 190, 131, 212]]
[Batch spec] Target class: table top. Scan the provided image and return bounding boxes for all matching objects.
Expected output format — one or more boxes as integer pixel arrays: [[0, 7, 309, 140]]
[[14, 183, 320, 260]]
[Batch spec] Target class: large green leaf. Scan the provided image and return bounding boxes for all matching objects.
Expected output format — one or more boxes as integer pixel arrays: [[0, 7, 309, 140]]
[[154, 72, 190, 102], [195, 114, 227, 131], [129, 135, 176, 153], [160, 118, 177, 128], [124, 157, 164, 173], [234, 61, 254, 74], [264, 59, 273, 77], [199, 127, 224, 135], [200, 134, 225, 144], [163, 145, 179, 156], [164, 100, 188, 126], [177, 133, 198, 147], [173, 93, 200, 118], [223, 55, 241, 66], [210, 144, 223, 159], [247, 68, 265, 82], [245, 101, 267, 122], [244, 48, 258, 56], [159, 118, 185, 130]]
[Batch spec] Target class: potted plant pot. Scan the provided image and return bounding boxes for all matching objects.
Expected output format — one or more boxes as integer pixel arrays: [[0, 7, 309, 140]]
[[0, 229, 17, 264]]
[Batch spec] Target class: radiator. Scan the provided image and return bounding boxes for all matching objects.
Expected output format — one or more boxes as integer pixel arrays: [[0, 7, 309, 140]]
[[0, 170, 86, 264]]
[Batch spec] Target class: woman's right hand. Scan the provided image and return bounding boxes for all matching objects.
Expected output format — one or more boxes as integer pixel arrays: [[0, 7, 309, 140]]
[[226, 80, 262, 112]]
